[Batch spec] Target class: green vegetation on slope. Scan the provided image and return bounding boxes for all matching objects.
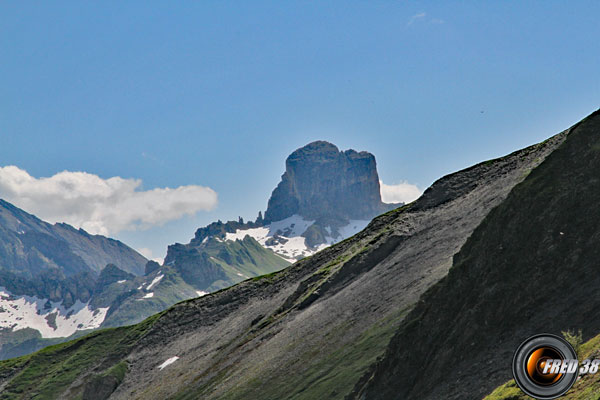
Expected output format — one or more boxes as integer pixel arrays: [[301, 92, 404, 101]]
[[0, 312, 162, 400], [201, 236, 290, 290], [216, 308, 409, 400], [168, 235, 290, 292]]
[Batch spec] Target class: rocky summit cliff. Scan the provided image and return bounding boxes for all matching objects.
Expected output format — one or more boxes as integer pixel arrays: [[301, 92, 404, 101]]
[[0, 111, 584, 399], [264, 141, 398, 223], [161, 141, 400, 295]]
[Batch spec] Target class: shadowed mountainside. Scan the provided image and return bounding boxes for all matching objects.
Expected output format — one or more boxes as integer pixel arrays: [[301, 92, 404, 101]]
[[348, 110, 600, 400]]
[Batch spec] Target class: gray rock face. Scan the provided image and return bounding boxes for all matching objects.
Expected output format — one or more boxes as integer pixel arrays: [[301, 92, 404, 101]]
[[264, 141, 398, 223]]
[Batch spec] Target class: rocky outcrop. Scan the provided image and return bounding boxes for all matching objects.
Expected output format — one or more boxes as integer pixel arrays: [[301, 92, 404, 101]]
[[264, 141, 399, 223], [165, 243, 230, 289], [163, 141, 400, 292], [189, 216, 263, 246]]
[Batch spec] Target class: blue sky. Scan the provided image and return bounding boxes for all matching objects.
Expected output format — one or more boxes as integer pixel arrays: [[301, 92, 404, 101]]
[[1, 2, 599, 261]]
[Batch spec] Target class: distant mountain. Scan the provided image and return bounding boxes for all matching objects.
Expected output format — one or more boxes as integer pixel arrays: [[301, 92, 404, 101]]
[[0, 199, 152, 358], [164, 235, 290, 292], [163, 141, 400, 292], [0, 112, 573, 399], [0, 199, 147, 278]]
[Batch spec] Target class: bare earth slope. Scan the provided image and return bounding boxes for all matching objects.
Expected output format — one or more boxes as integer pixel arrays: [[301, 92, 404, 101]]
[[0, 128, 565, 400]]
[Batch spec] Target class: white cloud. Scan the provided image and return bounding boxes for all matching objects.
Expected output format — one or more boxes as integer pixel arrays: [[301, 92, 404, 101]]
[[407, 12, 426, 27], [0, 165, 217, 236], [407, 12, 444, 27], [380, 180, 422, 204]]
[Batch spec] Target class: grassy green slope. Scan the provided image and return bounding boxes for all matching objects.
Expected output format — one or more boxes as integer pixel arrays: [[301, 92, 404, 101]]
[[0, 312, 162, 400], [195, 236, 290, 291], [212, 307, 409, 400]]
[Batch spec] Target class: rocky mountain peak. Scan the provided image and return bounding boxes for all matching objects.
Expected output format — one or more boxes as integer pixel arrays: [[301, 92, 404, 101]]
[[264, 141, 399, 223]]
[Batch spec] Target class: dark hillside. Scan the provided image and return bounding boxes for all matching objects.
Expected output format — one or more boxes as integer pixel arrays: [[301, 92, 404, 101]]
[[350, 110, 600, 399]]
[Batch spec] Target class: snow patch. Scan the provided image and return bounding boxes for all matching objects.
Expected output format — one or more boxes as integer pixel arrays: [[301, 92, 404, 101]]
[[158, 356, 179, 370], [196, 291, 209, 297], [224, 215, 370, 260], [146, 273, 164, 290], [141, 292, 154, 299], [117, 280, 126, 284], [0, 288, 108, 338]]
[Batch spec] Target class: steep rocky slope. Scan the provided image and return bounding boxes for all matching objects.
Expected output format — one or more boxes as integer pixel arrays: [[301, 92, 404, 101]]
[[0, 125, 564, 399], [348, 110, 600, 400]]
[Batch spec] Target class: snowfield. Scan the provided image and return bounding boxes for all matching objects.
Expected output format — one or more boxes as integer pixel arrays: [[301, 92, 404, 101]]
[[0, 288, 108, 338], [224, 215, 370, 260]]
